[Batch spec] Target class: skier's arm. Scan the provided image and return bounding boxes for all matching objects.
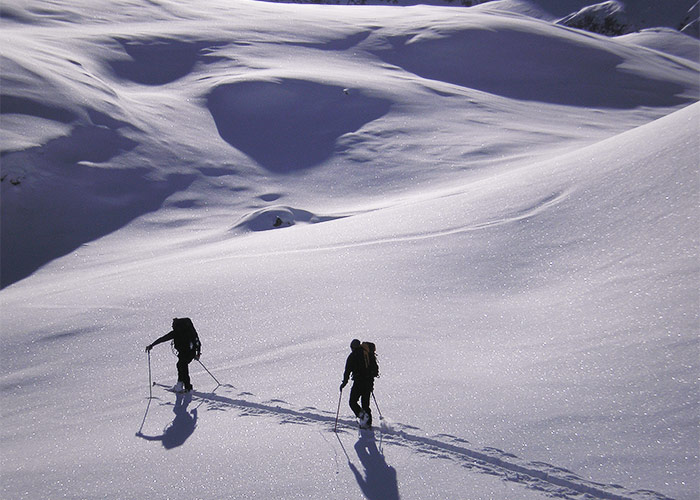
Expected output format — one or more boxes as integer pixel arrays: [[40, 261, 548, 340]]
[[340, 354, 353, 389], [145, 331, 175, 352]]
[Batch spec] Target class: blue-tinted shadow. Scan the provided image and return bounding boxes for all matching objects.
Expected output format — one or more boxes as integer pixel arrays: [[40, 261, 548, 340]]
[[350, 431, 400, 500], [136, 392, 197, 449]]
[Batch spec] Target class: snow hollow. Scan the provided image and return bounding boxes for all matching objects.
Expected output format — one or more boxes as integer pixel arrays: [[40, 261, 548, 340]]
[[1, 0, 698, 499]]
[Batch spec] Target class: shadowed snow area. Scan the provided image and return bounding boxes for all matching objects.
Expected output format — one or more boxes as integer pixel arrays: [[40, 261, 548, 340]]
[[0, 1, 698, 499], [0, 108, 195, 286], [108, 38, 227, 85], [208, 79, 392, 172], [374, 19, 695, 107]]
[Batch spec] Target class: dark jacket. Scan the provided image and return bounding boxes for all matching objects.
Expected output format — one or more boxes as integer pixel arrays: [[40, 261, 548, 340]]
[[343, 346, 377, 385], [152, 318, 200, 357]]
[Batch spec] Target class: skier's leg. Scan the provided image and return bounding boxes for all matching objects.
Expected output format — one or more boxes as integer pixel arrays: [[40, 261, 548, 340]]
[[361, 387, 372, 427], [176, 357, 186, 384], [177, 354, 193, 391], [349, 383, 362, 417]]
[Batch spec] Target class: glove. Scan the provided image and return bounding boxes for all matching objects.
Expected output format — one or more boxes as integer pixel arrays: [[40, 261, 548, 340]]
[[340, 381, 347, 391], [145, 344, 152, 353]]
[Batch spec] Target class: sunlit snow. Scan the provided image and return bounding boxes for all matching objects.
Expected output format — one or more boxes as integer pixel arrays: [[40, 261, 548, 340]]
[[1, 0, 698, 499]]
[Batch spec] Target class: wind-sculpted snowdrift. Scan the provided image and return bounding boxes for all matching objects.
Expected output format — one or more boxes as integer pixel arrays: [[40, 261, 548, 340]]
[[371, 14, 696, 107], [1, 1, 698, 288]]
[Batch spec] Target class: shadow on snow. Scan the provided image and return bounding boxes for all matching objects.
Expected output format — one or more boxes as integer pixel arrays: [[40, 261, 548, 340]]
[[136, 392, 198, 449], [137, 384, 672, 500], [335, 430, 400, 500]]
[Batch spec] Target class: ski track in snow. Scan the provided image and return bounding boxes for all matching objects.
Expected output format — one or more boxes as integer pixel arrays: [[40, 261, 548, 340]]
[[149, 383, 671, 500]]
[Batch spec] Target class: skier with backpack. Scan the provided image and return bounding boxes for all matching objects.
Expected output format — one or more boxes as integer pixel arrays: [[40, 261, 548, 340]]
[[146, 318, 201, 393], [340, 339, 379, 429]]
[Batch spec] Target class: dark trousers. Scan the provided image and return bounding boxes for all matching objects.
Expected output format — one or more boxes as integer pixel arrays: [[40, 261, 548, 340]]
[[349, 379, 373, 426], [177, 352, 195, 389]]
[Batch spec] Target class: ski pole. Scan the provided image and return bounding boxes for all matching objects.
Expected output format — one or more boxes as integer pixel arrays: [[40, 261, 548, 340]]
[[372, 392, 383, 420], [334, 388, 343, 432], [148, 351, 153, 399], [137, 397, 152, 435], [197, 358, 221, 386]]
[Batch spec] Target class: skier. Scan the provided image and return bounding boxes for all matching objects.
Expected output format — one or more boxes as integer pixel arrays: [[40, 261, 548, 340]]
[[340, 339, 378, 429], [146, 318, 201, 393]]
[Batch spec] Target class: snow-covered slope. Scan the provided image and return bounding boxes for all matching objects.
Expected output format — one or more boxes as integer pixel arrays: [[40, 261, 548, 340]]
[[1, 1, 698, 499], [258, 0, 700, 36], [617, 27, 700, 62]]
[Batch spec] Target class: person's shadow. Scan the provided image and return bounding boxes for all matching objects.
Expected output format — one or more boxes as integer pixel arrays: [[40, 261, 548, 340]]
[[349, 432, 400, 500], [136, 392, 197, 449]]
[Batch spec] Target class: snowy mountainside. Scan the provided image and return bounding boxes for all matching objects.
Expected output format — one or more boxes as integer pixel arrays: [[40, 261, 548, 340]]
[[556, 0, 630, 36], [520, 0, 698, 30], [554, 0, 699, 36], [1, 1, 699, 499]]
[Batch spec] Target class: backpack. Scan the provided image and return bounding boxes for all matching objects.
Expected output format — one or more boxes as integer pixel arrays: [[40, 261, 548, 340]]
[[172, 317, 201, 357], [361, 341, 379, 378]]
